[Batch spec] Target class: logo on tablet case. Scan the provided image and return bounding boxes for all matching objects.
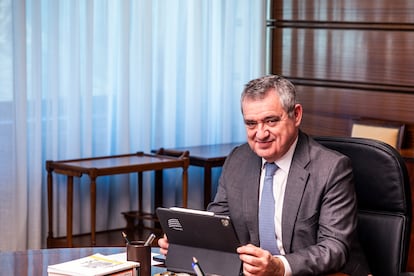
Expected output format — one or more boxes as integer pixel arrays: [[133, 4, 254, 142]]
[[167, 218, 183, 231], [221, 218, 230, 227]]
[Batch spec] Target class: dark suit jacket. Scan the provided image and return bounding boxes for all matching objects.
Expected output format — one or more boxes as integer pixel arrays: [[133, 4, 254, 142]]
[[208, 131, 370, 275]]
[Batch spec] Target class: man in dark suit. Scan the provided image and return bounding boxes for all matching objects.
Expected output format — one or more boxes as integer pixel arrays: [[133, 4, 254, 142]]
[[159, 75, 370, 275]]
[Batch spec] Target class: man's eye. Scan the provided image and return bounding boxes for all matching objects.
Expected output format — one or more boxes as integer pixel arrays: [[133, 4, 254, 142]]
[[266, 118, 279, 123], [245, 121, 257, 127]]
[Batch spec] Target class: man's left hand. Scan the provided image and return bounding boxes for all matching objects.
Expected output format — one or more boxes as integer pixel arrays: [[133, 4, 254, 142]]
[[237, 244, 285, 276]]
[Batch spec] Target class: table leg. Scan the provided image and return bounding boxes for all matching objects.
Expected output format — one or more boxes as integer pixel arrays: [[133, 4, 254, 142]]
[[152, 170, 164, 229], [203, 165, 213, 209], [47, 164, 54, 247], [138, 171, 143, 227], [154, 170, 163, 209], [90, 176, 97, 246], [67, 176, 73, 247], [182, 167, 188, 208]]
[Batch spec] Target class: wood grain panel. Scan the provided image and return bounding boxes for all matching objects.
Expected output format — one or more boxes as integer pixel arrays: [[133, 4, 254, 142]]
[[296, 85, 414, 122], [274, 0, 414, 23], [271, 0, 414, 271], [300, 113, 349, 137], [272, 28, 414, 86], [296, 85, 414, 150]]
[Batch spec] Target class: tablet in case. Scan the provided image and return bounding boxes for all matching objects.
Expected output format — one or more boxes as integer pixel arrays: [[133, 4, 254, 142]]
[[156, 207, 242, 276]]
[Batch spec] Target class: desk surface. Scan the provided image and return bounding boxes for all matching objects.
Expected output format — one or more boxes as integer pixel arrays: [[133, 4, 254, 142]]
[[166, 142, 242, 162], [0, 247, 165, 276], [47, 152, 189, 175]]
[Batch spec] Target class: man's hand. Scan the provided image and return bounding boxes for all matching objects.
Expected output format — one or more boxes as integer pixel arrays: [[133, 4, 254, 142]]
[[157, 234, 169, 255], [237, 244, 285, 276]]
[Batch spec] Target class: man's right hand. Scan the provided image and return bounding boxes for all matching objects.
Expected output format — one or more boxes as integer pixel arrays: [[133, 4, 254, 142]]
[[158, 233, 169, 255]]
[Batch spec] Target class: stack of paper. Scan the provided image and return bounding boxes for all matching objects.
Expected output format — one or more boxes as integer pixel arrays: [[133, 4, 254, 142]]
[[47, 253, 139, 276]]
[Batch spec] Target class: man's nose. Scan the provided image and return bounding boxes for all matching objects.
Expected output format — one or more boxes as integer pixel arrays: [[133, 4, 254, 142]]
[[255, 122, 270, 137]]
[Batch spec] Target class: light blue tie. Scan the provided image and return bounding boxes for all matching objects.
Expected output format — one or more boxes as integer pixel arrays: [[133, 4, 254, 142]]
[[259, 162, 280, 255]]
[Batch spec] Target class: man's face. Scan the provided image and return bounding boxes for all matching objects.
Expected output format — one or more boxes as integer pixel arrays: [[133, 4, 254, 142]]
[[242, 89, 302, 162]]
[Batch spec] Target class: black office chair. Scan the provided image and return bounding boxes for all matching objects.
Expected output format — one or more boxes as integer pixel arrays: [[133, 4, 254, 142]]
[[315, 136, 412, 276]]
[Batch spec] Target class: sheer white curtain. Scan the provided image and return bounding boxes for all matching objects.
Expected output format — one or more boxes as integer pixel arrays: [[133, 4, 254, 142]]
[[0, 0, 266, 251]]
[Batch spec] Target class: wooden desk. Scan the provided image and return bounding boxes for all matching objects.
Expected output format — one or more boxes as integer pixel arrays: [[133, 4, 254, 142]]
[[0, 247, 165, 276], [46, 152, 189, 248], [158, 142, 242, 208]]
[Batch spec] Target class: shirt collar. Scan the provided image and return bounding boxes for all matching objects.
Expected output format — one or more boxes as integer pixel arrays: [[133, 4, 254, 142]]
[[262, 136, 299, 173]]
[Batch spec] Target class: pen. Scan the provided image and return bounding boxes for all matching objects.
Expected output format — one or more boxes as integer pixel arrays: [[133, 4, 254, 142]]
[[144, 233, 156, 246], [192, 257, 205, 276], [121, 231, 130, 244]]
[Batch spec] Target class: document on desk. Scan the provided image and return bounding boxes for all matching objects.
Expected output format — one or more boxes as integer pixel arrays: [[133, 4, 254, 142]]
[[47, 253, 139, 276], [156, 207, 242, 276]]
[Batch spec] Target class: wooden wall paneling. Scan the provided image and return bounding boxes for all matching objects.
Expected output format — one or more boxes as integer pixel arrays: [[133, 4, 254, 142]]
[[296, 86, 414, 122], [271, 0, 414, 271], [274, 0, 414, 23], [270, 0, 414, 151], [296, 85, 414, 150], [300, 113, 349, 137], [273, 28, 414, 86]]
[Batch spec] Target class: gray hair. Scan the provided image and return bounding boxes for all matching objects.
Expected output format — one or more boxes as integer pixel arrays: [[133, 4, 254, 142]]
[[241, 75, 297, 117]]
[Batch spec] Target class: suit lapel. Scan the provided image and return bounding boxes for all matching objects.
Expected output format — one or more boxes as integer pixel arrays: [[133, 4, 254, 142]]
[[242, 155, 262, 246], [282, 133, 311, 253]]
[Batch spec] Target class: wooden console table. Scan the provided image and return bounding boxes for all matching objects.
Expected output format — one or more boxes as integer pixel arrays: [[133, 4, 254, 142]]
[[46, 151, 189, 248]]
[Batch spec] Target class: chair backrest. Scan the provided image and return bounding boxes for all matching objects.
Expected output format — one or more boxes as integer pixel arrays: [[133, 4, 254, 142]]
[[315, 136, 412, 276]]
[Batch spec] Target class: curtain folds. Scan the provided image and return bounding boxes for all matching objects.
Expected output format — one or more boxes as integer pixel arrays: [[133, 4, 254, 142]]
[[0, 0, 266, 250]]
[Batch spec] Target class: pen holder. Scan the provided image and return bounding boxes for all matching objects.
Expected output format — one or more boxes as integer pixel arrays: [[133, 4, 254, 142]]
[[127, 241, 151, 276]]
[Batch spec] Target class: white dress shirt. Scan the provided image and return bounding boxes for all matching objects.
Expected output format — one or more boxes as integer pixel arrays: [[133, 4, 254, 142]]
[[259, 137, 298, 276]]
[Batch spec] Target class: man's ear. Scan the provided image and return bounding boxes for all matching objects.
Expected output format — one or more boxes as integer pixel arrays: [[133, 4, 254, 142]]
[[294, 104, 303, 126]]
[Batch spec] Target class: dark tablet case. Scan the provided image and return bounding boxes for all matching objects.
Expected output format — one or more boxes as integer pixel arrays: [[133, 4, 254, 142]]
[[156, 207, 242, 276]]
